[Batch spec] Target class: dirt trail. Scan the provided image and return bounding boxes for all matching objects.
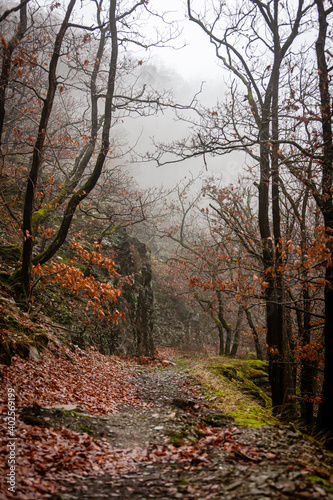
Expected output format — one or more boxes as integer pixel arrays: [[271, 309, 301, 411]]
[[34, 365, 333, 500]]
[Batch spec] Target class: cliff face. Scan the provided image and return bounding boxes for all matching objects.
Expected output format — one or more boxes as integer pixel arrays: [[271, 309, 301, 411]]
[[101, 229, 154, 357]]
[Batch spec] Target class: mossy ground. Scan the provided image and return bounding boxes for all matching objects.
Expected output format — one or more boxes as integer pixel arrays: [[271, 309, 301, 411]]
[[0, 299, 49, 365], [307, 474, 333, 492], [176, 356, 277, 428]]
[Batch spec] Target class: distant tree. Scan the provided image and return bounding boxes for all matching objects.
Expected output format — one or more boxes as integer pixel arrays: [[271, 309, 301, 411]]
[[161, 177, 264, 359]]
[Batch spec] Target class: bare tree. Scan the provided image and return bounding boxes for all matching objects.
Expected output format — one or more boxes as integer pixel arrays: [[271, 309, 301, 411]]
[[0, 0, 187, 303], [169, 0, 313, 417]]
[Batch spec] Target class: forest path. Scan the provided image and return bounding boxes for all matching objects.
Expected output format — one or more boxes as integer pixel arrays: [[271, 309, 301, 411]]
[[50, 364, 333, 500]]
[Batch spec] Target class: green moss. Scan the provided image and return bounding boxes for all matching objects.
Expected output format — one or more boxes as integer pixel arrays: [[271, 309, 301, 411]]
[[241, 379, 271, 408], [0, 243, 21, 264], [307, 475, 333, 492], [201, 413, 229, 427], [2, 314, 26, 333], [187, 357, 277, 428], [178, 479, 190, 486], [32, 207, 52, 229], [174, 358, 191, 365], [232, 404, 276, 427], [207, 359, 270, 408], [169, 431, 186, 447], [80, 425, 95, 434]]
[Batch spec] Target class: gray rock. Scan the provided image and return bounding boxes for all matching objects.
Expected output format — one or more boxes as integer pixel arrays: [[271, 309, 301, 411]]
[[29, 346, 42, 362]]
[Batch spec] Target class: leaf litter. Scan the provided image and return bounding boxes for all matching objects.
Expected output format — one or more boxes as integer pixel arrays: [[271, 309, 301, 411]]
[[1, 337, 333, 499]]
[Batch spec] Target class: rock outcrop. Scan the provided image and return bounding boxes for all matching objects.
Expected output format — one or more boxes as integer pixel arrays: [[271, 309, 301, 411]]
[[101, 228, 154, 357]]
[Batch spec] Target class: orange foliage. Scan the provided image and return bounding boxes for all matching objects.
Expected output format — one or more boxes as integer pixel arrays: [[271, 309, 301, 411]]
[[32, 240, 124, 321], [293, 342, 324, 364]]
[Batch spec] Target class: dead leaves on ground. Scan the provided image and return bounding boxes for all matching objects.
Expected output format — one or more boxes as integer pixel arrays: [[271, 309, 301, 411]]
[[198, 424, 277, 463], [0, 418, 140, 499], [0, 333, 276, 499], [1, 331, 152, 414], [144, 423, 277, 469], [0, 330, 154, 498]]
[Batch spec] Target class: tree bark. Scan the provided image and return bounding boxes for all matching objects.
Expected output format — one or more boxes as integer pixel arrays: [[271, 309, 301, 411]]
[[0, 0, 28, 149], [244, 306, 263, 360], [11, 0, 120, 301], [20, 0, 76, 299], [230, 305, 243, 357], [315, 0, 333, 445]]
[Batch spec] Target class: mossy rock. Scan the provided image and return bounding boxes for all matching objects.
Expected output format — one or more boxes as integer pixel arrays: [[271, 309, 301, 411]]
[[208, 359, 270, 404], [307, 474, 333, 493], [0, 340, 15, 365], [0, 315, 48, 365], [34, 332, 49, 350], [0, 243, 21, 264], [189, 357, 276, 428], [0, 313, 28, 333], [242, 379, 271, 407], [232, 404, 276, 427], [0, 335, 30, 365], [222, 366, 237, 380]]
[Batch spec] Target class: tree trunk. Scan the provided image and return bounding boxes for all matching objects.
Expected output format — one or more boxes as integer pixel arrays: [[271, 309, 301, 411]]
[[270, 43, 294, 417], [244, 306, 263, 360], [193, 291, 225, 355], [230, 305, 243, 357], [300, 285, 314, 429], [20, 0, 76, 300], [218, 323, 224, 356], [314, 0, 333, 446], [216, 290, 232, 356], [10, 0, 120, 303], [0, 0, 28, 149]]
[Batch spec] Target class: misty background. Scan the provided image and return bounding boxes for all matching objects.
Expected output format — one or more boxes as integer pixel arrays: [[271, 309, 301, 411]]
[[108, 0, 245, 190]]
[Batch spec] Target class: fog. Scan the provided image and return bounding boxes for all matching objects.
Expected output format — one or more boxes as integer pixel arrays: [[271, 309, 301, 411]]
[[113, 0, 245, 190], [31, 0, 246, 191]]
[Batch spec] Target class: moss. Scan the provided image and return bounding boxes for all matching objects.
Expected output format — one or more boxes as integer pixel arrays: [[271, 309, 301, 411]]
[[0, 332, 30, 365], [307, 475, 333, 492], [241, 379, 271, 408], [232, 404, 276, 427], [174, 358, 191, 365], [246, 351, 257, 360], [0, 243, 21, 264], [80, 424, 95, 434], [187, 357, 278, 429], [169, 431, 186, 447], [61, 410, 77, 416], [207, 359, 270, 407], [201, 413, 230, 427], [1, 314, 26, 333]]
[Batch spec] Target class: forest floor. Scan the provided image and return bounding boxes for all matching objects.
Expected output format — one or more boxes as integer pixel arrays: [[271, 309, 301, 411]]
[[1, 317, 333, 499], [53, 366, 333, 500]]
